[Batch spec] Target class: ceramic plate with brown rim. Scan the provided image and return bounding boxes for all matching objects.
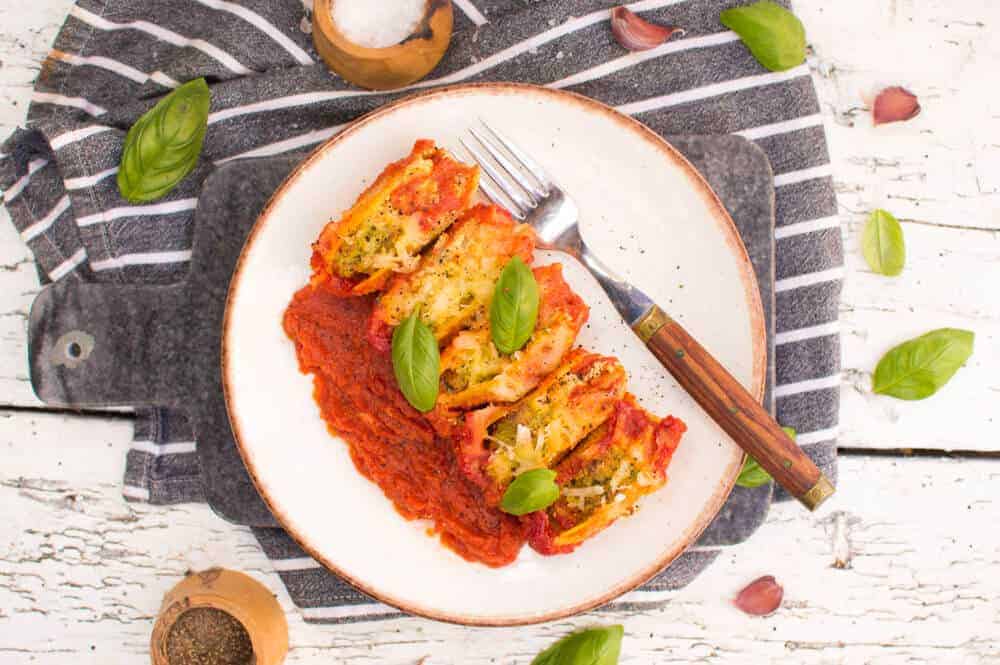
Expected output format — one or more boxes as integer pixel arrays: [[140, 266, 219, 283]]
[[223, 83, 765, 626]]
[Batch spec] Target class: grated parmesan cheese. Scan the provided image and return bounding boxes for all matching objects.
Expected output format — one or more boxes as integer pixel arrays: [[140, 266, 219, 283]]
[[609, 459, 632, 492], [483, 434, 513, 455], [534, 429, 547, 455], [516, 424, 533, 450], [563, 485, 606, 498], [332, 0, 426, 48]]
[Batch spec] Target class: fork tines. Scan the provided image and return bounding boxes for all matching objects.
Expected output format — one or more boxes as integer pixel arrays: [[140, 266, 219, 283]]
[[459, 121, 553, 220]]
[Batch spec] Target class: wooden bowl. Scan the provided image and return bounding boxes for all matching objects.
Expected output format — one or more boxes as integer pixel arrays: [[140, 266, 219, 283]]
[[313, 0, 453, 90], [150, 568, 288, 665]]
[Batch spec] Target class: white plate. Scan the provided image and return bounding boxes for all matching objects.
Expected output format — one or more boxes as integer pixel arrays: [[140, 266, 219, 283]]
[[223, 83, 765, 626]]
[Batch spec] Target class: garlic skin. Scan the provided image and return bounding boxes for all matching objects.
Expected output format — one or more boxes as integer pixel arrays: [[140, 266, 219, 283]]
[[733, 575, 784, 616], [873, 86, 921, 126], [610, 6, 684, 51]]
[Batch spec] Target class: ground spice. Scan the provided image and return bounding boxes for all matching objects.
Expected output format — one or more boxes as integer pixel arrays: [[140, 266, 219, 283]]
[[165, 607, 254, 665]]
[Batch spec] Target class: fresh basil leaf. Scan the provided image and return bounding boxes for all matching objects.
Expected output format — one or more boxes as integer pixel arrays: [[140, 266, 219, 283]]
[[862, 209, 906, 276], [736, 428, 795, 488], [118, 77, 210, 203], [531, 625, 624, 665], [720, 1, 806, 72], [500, 468, 559, 516], [490, 256, 539, 354], [391, 310, 440, 412], [873, 328, 974, 400], [736, 457, 770, 488]]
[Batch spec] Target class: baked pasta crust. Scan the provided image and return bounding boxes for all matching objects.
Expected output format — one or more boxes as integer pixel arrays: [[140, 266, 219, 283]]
[[311, 139, 479, 296], [368, 203, 535, 351], [526, 395, 686, 555], [434, 263, 589, 418], [457, 349, 627, 500]]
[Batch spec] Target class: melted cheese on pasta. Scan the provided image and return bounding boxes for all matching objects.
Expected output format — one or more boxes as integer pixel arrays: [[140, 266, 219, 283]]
[[546, 396, 685, 549], [370, 204, 535, 344], [481, 350, 627, 488], [311, 139, 479, 295], [437, 263, 589, 411]]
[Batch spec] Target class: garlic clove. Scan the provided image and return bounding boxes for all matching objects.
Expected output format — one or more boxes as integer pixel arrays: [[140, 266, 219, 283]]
[[611, 6, 684, 51], [733, 575, 784, 616], [873, 86, 921, 126]]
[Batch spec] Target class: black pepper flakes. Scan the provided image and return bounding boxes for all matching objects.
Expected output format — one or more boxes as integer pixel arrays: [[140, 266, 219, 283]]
[[165, 608, 253, 665]]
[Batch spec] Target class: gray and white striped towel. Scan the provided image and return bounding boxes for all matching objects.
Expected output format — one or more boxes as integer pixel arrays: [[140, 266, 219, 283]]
[[1, 0, 841, 624]]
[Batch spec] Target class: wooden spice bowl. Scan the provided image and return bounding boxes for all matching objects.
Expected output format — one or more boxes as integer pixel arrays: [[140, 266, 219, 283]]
[[313, 0, 453, 90], [150, 568, 288, 665]]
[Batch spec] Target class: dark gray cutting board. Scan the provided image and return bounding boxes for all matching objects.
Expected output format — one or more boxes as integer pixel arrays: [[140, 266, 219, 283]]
[[27, 134, 775, 537]]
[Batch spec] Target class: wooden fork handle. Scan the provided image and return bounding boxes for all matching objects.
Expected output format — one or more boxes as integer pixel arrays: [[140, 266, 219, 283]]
[[633, 306, 835, 511]]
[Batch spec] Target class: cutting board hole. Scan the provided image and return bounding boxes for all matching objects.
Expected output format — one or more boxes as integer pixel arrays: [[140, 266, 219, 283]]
[[51, 330, 95, 369]]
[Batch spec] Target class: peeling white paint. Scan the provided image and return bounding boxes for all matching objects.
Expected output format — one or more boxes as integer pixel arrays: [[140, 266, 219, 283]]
[[1, 1, 999, 661]]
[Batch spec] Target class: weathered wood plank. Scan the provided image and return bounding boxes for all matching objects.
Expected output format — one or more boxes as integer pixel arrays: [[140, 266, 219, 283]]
[[0, 214, 43, 408], [0, 410, 998, 663], [798, 0, 1000, 452], [839, 220, 1000, 452], [801, 0, 1000, 233], [0, 0, 74, 140], [1, 2, 998, 664], [0, 0, 70, 408]]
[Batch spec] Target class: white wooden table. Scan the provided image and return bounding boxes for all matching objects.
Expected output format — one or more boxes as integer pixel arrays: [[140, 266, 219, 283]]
[[1, 2, 998, 663]]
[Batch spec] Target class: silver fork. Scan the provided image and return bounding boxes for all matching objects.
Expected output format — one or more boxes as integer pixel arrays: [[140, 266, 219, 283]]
[[461, 122, 834, 512]]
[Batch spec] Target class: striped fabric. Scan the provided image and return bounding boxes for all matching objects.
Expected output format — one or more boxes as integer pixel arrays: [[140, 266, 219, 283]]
[[0, 0, 841, 623]]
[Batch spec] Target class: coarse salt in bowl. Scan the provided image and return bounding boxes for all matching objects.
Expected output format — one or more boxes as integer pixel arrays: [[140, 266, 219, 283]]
[[332, 0, 428, 48], [313, 0, 453, 90]]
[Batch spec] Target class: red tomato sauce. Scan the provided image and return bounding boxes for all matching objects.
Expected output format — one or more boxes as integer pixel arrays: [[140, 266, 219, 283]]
[[283, 284, 526, 567]]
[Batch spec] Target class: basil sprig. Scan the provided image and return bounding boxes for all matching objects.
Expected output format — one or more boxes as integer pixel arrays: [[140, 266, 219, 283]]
[[873, 328, 975, 400], [531, 625, 624, 665], [862, 209, 906, 276], [500, 468, 559, 516], [736, 427, 796, 488], [391, 309, 440, 412], [720, 1, 806, 72], [736, 457, 770, 489], [490, 257, 540, 354], [118, 78, 210, 203]]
